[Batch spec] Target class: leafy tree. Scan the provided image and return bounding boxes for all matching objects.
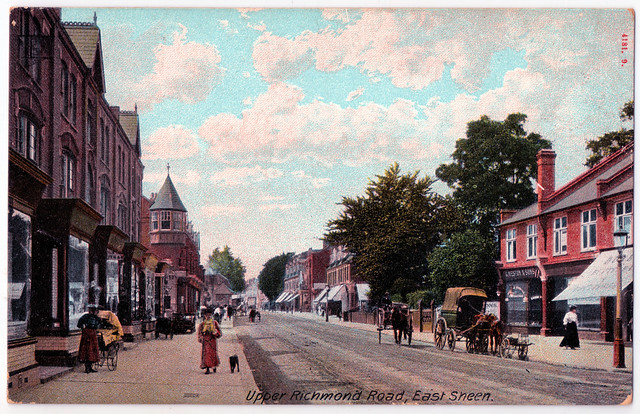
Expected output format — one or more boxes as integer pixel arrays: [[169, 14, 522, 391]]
[[326, 163, 444, 304], [436, 113, 551, 234], [406, 289, 437, 309], [428, 229, 498, 303], [585, 101, 634, 167], [258, 253, 294, 303], [208, 246, 246, 292]]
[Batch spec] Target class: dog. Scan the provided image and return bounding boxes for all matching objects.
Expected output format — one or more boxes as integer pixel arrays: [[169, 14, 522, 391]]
[[229, 355, 239, 373]]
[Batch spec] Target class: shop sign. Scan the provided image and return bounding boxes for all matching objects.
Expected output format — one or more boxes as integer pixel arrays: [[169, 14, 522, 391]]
[[503, 267, 539, 281]]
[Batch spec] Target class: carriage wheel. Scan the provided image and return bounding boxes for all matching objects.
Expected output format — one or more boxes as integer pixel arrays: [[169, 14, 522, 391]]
[[434, 320, 446, 350], [500, 338, 513, 359], [518, 345, 528, 361], [446, 330, 456, 351], [466, 337, 474, 353], [106, 343, 119, 371]]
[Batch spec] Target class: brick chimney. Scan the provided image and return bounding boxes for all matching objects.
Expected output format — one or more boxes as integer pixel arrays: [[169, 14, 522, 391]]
[[536, 149, 556, 202]]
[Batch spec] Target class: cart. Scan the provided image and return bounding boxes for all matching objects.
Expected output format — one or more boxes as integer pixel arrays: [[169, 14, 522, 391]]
[[93, 310, 123, 371], [377, 302, 413, 345], [434, 287, 490, 353], [500, 333, 534, 360]]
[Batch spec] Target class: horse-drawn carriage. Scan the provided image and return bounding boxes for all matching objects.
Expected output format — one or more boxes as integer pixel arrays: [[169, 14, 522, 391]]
[[93, 310, 123, 371], [377, 302, 413, 345], [434, 287, 502, 354]]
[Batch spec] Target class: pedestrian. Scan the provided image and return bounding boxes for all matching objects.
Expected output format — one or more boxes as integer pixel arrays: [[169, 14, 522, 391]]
[[214, 305, 221, 322], [559, 305, 580, 349], [197, 308, 221, 374], [249, 308, 256, 322], [77, 304, 102, 373]]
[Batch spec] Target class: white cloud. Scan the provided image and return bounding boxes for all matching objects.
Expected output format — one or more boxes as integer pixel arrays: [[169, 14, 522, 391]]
[[346, 87, 365, 102], [143, 125, 200, 160], [198, 82, 444, 166], [130, 24, 225, 111], [243, 97, 253, 105], [219, 20, 229, 28], [259, 204, 298, 212], [243, 72, 252, 78], [201, 204, 246, 217], [259, 195, 285, 202], [209, 166, 285, 187]]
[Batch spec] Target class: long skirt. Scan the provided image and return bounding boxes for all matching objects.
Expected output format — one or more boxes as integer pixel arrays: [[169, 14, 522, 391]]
[[559, 322, 580, 348], [200, 334, 220, 369], [78, 328, 100, 363]]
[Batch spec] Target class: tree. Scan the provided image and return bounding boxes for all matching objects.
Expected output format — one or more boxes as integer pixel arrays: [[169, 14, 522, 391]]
[[207, 246, 246, 292], [258, 253, 294, 303], [325, 163, 444, 304], [585, 101, 634, 167], [436, 113, 551, 234], [427, 229, 498, 303]]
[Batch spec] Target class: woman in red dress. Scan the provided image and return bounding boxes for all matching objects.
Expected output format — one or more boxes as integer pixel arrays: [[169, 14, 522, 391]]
[[197, 308, 221, 374], [77, 305, 101, 373]]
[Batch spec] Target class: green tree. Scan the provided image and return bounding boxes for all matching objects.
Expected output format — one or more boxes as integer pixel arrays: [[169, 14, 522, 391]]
[[585, 101, 634, 167], [325, 163, 444, 304], [428, 229, 498, 303], [258, 252, 294, 303], [436, 113, 551, 234], [208, 246, 246, 292]]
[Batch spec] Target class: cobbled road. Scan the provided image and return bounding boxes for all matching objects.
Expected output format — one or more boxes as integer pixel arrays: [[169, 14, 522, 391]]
[[236, 312, 632, 405]]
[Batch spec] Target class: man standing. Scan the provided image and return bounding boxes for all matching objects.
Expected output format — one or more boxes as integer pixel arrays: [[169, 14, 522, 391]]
[[77, 305, 101, 373]]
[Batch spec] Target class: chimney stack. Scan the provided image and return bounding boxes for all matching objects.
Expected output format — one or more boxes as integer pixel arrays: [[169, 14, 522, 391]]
[[537, 149, 556, 202]]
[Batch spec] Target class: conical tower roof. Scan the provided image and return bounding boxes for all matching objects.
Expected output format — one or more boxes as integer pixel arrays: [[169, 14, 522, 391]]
[[150, 173, 187, 212]]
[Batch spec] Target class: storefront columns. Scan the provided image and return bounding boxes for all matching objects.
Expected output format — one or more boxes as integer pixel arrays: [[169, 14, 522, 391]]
[[120, 242, 147, 341]]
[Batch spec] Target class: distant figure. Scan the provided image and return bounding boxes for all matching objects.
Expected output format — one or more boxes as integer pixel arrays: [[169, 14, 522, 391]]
[[77, 305, 101, 373], [197, 308, 221, 374], [256, 311, 261, 321], [214, 306, 222, 322], [559, 305, 580, 349], [249, 308, 256, 322]]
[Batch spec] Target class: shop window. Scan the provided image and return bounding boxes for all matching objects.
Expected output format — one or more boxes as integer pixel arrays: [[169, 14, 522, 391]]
[[506, 228, 517, 262], [581, 209, 597, 251], [527, 224, 537, 259], [8, 209, 31, 340], [554, 217, 567, 255], [505, 281, 527, 325], [68, 236, 89, 329], [106, 257, 119, 312], [614, 200, 633, 246]]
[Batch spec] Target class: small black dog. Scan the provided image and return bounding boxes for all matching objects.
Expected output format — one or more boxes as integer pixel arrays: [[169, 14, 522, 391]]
[[229, 355, 239, 373]]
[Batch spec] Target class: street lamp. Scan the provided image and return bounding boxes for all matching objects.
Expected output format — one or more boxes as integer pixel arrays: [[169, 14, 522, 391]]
[[613, 226, 628, 368]]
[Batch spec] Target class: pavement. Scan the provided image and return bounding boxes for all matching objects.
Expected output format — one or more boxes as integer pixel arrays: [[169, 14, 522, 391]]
[[281, 310, 634, 373], [8, 316, 258, 404]]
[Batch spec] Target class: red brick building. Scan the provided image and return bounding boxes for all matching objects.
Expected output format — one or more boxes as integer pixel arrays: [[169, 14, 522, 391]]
[[279, 247, 330, 312], [322, 245, 369, 316], [496, 144, 633, 340], [8, 8, 145, 389]]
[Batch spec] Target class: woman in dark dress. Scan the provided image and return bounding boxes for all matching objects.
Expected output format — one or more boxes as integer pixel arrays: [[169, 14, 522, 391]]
[[77, 305, 102, 373], [559, 305, 580, 349]]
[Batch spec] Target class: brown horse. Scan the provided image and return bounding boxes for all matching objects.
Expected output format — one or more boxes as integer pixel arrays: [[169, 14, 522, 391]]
[[487, 314, 504, 355]]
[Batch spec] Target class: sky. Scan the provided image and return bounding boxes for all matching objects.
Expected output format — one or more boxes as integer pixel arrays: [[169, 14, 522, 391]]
[[59, 5, 635, 281]]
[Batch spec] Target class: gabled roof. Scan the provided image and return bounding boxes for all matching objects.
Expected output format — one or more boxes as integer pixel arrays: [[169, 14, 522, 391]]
[[150, 174, 187, 212], [63, 21, 106, 92], [500, 143, 634, 226], [119, 110, 140, 154]]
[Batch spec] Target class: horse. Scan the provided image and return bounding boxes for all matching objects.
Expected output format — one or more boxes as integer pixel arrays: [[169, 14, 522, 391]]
[[488, 315, 504, 355], [391, 307, 409, 344]]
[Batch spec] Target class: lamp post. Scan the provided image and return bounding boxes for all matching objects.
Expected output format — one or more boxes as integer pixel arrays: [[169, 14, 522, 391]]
[[613, 226, 628, 368], [326, 284, 330, 322]]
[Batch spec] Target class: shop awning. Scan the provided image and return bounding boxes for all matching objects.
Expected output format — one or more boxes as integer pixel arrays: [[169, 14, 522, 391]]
[[553, 247, 633, 302], [313, 287, 329, 304], [286, 294, 300, 303], [327, 284, 346, 301], [275, 291, 293, 304], [356, 283, 370, 302]]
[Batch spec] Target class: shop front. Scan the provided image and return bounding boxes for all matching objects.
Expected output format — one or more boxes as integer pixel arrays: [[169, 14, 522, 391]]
[[90, 225, 127, 313], [502, 267, 542, 334], [31, 199, 102, 366], [141, 253, 159, 337], [120, 242, 147, 341]]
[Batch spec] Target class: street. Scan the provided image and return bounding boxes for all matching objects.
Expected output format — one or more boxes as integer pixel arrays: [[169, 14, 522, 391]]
[[236, 312, 632, 405]]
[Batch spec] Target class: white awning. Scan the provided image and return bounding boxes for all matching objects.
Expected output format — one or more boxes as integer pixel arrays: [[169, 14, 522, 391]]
[[356, 283, 370, 302], [286, 294, 300, 303], [327, 284, 346, 301], [553, 247, 633, 302], [313, 287, 329, 304], [275, 291, 290, 303]]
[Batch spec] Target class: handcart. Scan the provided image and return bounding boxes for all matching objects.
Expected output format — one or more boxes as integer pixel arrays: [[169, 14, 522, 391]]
[[93, 310, 123, 371]]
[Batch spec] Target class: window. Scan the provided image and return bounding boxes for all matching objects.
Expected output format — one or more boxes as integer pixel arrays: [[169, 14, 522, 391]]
[[8, 209, 32, 340], [62, 62, 69, 118], [100, 119, 106, 161], [151, 212, 158, 231], [69, 74, 77, 124], [614, 200, 633, 246], [117, 146, 121, 182], [554, 217, 568, 255], [100, 180, 110, 223], [17, 114, 38, 162], [527, 224, 537, 259], [506, 228, 517, 262], [68, 236, 89, 329], [118, 204, 127, 231], [86, 100, 95, 146], [18, 13, 41, 82], [61, 151, 76, 197], [161, 211, 171, 230], [581, 209, 597, 251], [173, 212, 182, 231]]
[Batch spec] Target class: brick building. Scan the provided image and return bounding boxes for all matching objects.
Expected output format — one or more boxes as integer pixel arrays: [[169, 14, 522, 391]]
[[496, 144, 633, 340], [278, 247, 330, 312], [322, 245, 369, 316], [8, 8, 146, 390]]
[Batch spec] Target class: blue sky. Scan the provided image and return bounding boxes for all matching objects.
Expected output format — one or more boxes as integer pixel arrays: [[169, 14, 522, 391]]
[[60, 6, 634, 279]]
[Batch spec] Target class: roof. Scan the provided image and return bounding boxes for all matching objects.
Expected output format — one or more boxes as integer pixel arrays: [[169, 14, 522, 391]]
[[63, 23, 99, 69], [150, 174, 187, 212], [119, 111, 139, 148], [442, 287, 487, 312], [500, 144, 633, 226]]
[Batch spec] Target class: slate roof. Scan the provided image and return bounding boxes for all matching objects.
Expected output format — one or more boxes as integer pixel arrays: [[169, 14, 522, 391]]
[[119, 111, 139, 148], [62, 23, 99, 69], [150, 174, 187, 212]]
